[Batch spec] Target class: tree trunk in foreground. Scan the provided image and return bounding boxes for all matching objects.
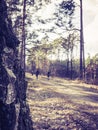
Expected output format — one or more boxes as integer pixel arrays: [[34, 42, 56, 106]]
[[0, 0, 33, 130]]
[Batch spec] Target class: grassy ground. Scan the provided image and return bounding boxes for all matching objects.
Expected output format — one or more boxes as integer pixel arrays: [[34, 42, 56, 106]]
[[26, 73, 98, 130]]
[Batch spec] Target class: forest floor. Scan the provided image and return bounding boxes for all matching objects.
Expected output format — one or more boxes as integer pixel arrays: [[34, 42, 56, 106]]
[[26, 73, 98, 130]]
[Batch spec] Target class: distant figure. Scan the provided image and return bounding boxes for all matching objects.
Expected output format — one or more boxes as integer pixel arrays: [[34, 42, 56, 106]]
[[36, 69, 39, 79], [31, 71, 33, 76], [47, 71, 51, 80]]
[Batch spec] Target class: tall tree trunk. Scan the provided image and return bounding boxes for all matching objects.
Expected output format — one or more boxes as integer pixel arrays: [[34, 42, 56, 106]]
[[80, 0, 85, 79], [21, 0, 26, 72], [0, 0, 33, 130]]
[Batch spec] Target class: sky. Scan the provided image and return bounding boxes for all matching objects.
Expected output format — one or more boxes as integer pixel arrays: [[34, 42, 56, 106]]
[[29, 0, 98, 58], [83, 0, 98, 57]]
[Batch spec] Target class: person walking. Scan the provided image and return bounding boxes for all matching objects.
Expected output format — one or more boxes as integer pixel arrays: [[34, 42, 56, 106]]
[[47, 71, 51, 80], [36, 69, 39, 79]]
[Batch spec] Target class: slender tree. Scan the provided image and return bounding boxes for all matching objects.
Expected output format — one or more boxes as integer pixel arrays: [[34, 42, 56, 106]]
[[80, 0, 85, 79], [20, 0, 26, 74]]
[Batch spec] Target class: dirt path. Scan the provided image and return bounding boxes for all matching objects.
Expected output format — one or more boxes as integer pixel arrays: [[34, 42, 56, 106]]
[[26, 73, 98, 130]]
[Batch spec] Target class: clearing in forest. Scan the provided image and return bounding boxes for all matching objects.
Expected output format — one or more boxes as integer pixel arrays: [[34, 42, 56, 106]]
[[26, 73, 98, 130]]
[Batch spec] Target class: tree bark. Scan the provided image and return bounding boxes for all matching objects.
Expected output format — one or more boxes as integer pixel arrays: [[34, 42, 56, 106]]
[[0, 0, 33, 130]]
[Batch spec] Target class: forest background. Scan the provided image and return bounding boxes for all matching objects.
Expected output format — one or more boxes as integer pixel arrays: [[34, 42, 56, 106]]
[[6, 0, 98, 80]]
